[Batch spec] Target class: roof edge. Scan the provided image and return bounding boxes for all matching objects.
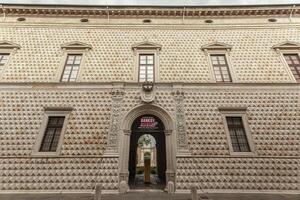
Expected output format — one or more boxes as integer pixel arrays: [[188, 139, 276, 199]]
[[1, 3, 299, 8], [0, 3, 299, 18]]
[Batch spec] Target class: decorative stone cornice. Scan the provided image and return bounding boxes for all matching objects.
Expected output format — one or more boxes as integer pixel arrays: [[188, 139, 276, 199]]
[[0, 5, 299, 18], [132, 41, 162, 51], [272, 41, 300, 50], [44, 106, 74, 111], [201, 42, 232, 51], [0, 40, 21, 49], [61, 41, 92, 50], [0, 82, 298, 89], [218, 106, 248, 112]]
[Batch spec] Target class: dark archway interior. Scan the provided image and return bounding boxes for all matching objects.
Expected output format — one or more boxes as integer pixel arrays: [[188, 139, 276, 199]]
[[128, 114, 166, 188]]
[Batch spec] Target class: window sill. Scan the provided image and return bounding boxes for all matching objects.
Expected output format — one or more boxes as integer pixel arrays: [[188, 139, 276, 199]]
[[31, 151, 60, 157], [229, 152, 257, 157]]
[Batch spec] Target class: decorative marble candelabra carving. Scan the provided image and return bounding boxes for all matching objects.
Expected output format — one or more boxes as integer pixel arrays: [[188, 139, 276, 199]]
[[105, 88, 125, 155], [172, 89, 190, 155]]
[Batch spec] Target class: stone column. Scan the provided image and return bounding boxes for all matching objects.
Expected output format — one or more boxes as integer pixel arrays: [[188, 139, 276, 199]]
[[165, 129, 175, 184], [119, 129, 131, 183]]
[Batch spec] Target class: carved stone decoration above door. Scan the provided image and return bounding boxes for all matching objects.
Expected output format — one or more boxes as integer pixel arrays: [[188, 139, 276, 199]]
[[140, 81, 155, 103]]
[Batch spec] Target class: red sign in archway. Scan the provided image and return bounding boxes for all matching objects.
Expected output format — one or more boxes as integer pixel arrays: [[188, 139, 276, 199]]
[[138, 116, 158, 129]]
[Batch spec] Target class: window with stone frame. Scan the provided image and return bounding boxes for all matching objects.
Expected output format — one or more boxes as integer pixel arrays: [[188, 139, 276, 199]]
[[210, 54, 232, 82], [226, 116, 251, 152], [39, 116, 65, 152], [0, 53, 9, 68], [283, 54, 300, 82], [61, 54, 82, 82], [139, 54, 154, 82]]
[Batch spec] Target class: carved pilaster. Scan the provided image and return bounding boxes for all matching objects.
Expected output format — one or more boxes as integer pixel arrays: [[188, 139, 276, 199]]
[[172, 88, 190, 155], [105, 87, 125, 156]]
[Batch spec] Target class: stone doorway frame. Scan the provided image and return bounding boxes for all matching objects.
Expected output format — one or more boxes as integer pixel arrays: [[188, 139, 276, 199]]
[[118, 104, 176, 190]]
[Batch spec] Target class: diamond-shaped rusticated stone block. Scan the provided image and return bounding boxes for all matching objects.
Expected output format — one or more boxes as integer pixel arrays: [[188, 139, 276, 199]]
[[0, 157, 119, 191], [176, 157, 299, 191], [184, 90, 300, 157], [0, 90, 111, 157], [0, 26, 296, 83]]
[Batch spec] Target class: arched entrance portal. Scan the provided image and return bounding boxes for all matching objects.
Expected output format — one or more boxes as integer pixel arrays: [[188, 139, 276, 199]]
[[119, 105, 176, 192], [128, 115, 166, 189]]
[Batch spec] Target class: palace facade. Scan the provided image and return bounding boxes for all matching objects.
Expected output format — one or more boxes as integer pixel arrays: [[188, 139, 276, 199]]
[[0, 3, 299, 194]]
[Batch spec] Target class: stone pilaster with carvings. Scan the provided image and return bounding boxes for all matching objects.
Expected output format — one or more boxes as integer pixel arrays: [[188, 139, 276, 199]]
[[105, 87, 125, 156], [172, 88, 190, 155]]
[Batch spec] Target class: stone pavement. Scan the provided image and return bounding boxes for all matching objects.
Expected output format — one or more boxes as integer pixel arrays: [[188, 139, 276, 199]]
[[106, 192, 300, 200], [129, 174, 165, 190], [0, 192, 299, 200]]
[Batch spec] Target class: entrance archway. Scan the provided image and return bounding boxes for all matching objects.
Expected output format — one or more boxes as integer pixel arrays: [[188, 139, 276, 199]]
[[119, 105, 176, 191], [128, 115, 166, 189]]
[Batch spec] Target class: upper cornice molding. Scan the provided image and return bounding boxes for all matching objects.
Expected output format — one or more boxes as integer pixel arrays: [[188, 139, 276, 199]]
[[0, 4, 299, 18], [132, 41, 162, 50], [0, 82, 298, 90]]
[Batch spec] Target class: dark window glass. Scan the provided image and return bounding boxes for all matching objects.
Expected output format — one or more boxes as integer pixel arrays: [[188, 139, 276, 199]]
[[0, 53, 9, 67], [61, 54, 82, 82], [284, 54, 300, 82], [139, 54, 154, 82], [39, 116, 65, 152], [211, 55, 232, 82], [226, 117, 250, 152]]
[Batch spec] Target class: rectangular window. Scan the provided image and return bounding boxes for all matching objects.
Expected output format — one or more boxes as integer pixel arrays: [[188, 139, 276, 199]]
[[61, 54, 82, 82], [283, 54, 300, 82], [210, 54, 232, 82], [0, 53, 9, 67], [139, 54, 154, 82], [226, 117, 250, 152], [39, 116, 65, 152]]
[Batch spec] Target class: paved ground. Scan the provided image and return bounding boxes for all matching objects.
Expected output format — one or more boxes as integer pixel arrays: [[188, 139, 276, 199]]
[[1, 192, 299, 200], [129, 174, 165, 190]]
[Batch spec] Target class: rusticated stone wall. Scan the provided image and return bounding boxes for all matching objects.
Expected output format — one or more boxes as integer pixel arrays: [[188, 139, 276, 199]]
[[0, 90, 111, 157], [175, 88, 299, 192], [176, 157, 299, 191], [184, 89, 299, 156], [1, 157, 119, 191], [0, 25, 299, 83], [0, 7, 299, 192], [0, 86, 299, 191]]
